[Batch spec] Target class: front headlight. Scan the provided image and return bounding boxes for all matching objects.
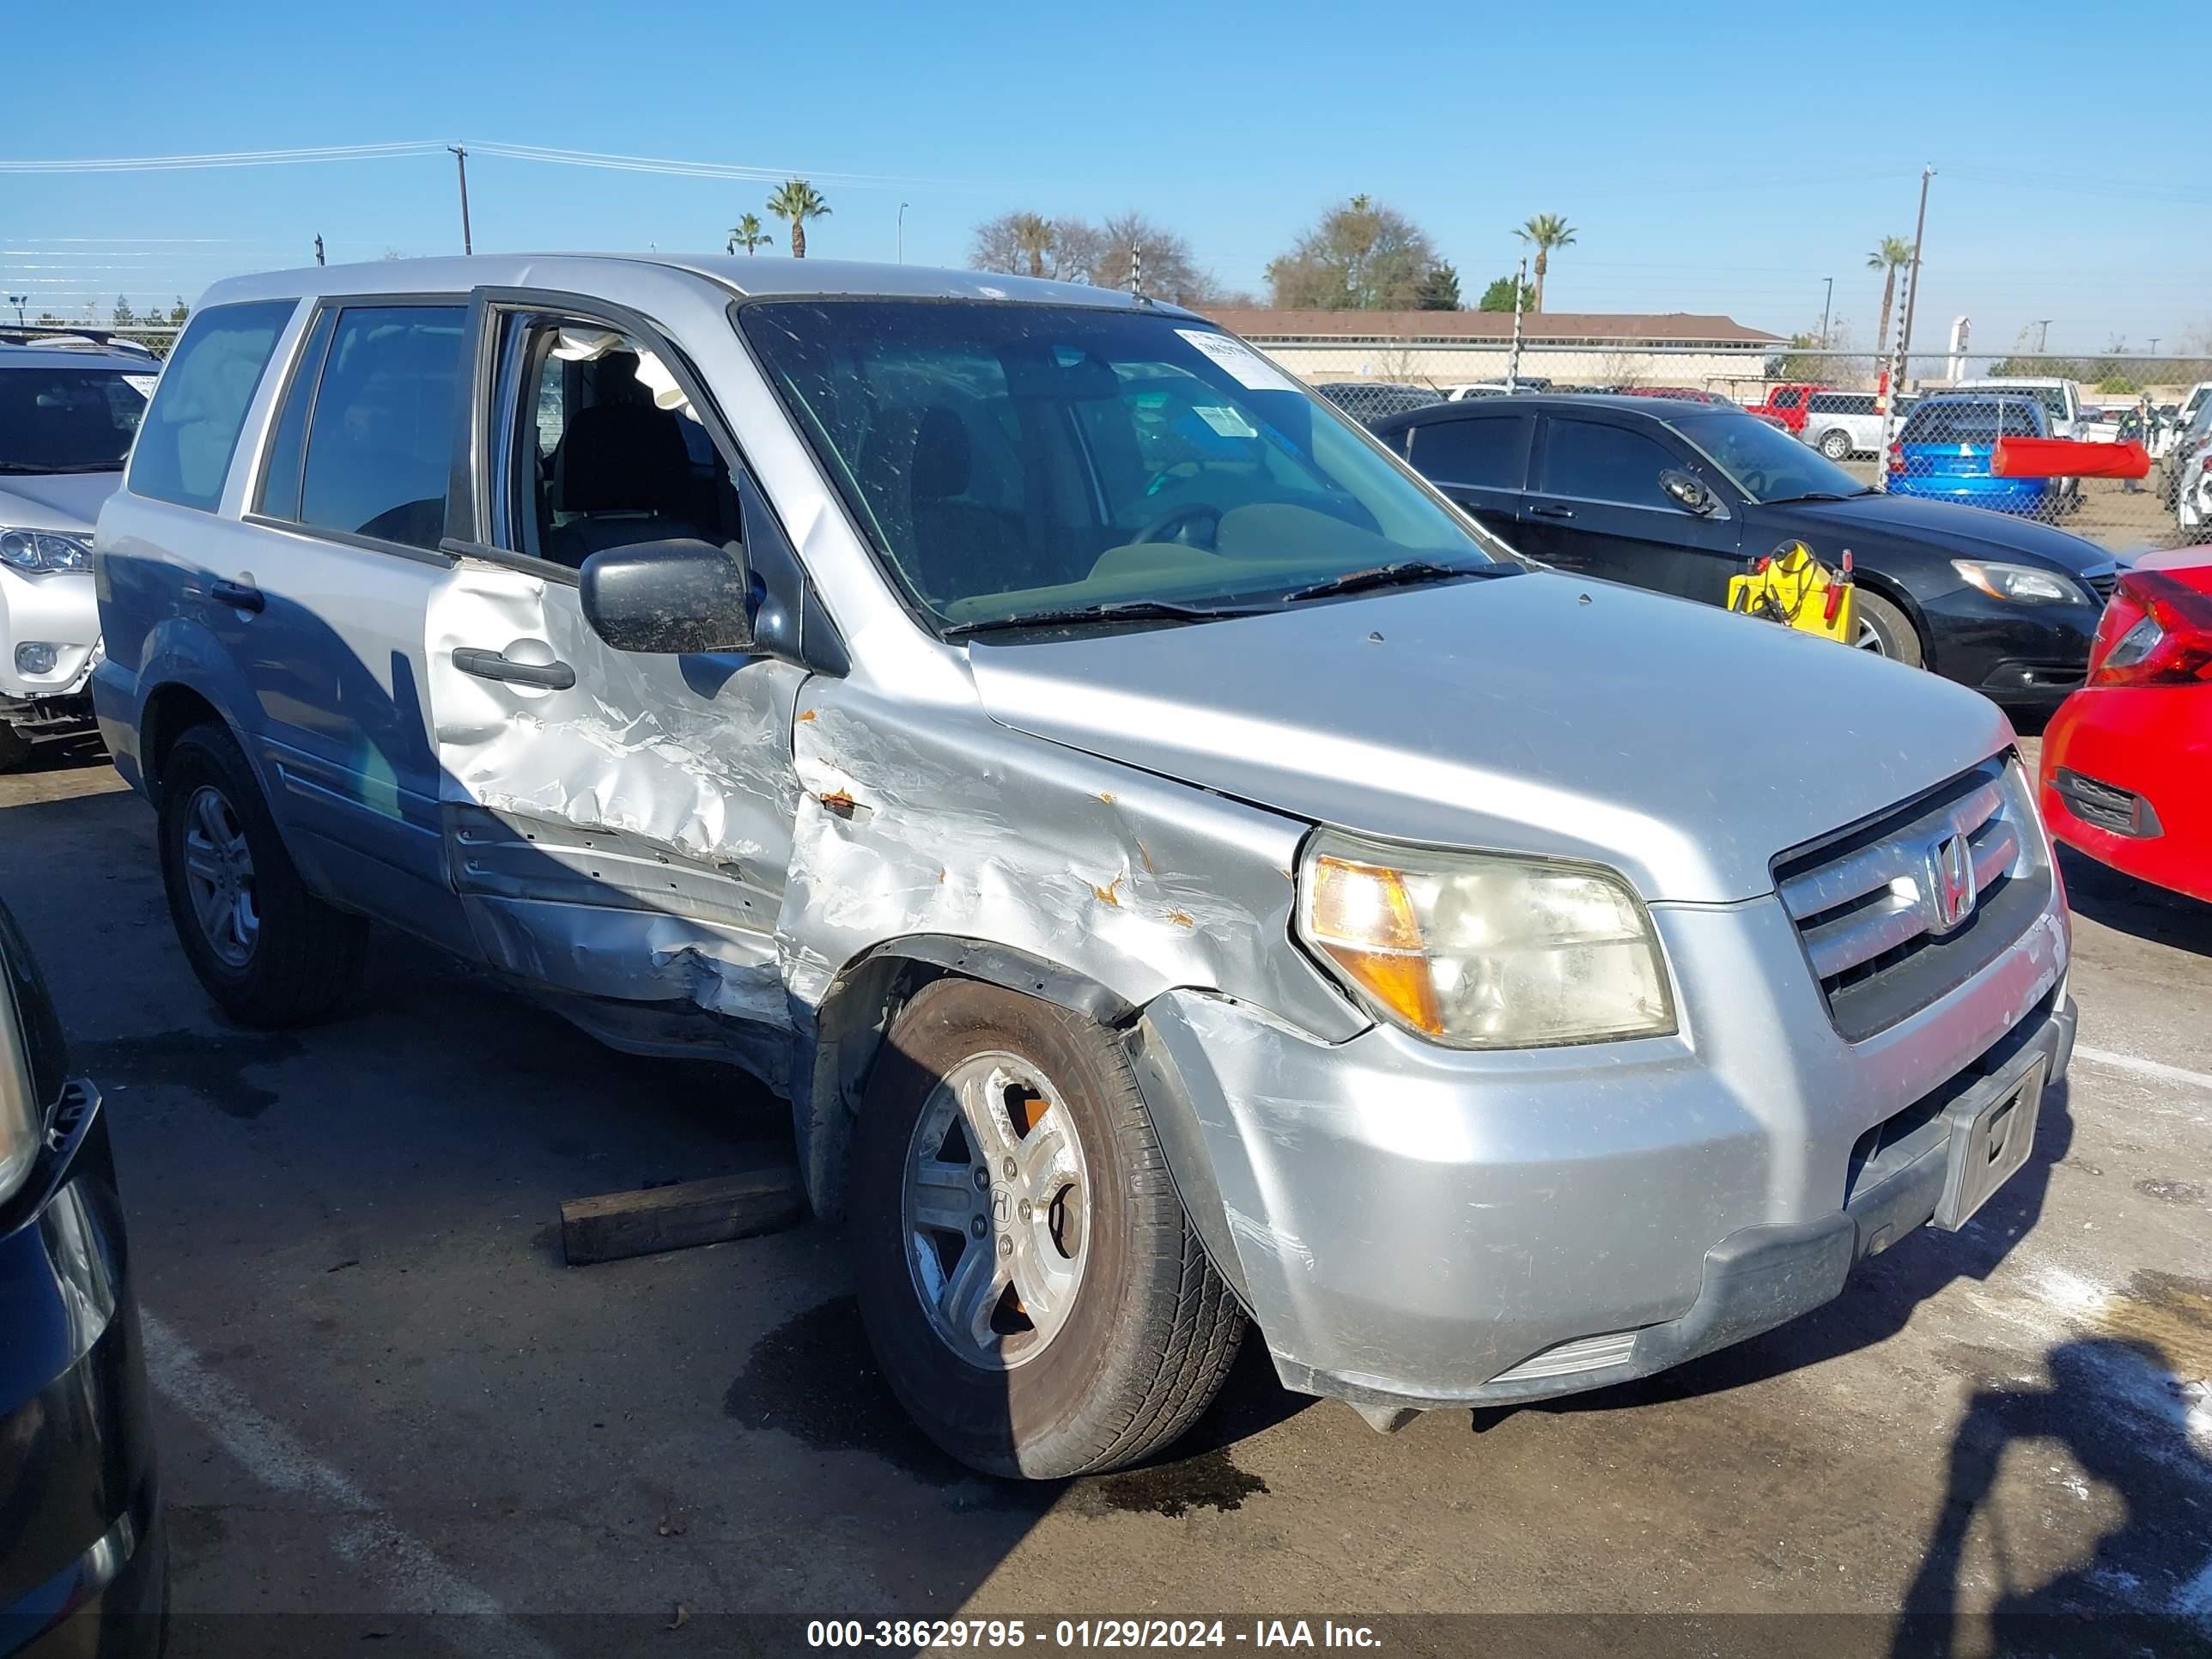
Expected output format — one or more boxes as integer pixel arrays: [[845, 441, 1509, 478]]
[[1296, 831, 1675, 1048], [1952, 559, 2088, 605], [0, 528, 92, 573]]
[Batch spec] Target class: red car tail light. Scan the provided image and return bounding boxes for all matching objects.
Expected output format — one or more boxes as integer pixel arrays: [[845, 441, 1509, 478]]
[[2087, 568, 2212, 687]]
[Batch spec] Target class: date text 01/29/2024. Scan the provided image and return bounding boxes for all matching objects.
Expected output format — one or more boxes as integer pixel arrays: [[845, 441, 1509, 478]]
[[805, 1620, 1383, 1649]]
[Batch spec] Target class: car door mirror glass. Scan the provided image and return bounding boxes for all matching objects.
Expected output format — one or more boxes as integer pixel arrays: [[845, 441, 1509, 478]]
[[580, 538, 757, 654], [1660, 470, 1715, 514]]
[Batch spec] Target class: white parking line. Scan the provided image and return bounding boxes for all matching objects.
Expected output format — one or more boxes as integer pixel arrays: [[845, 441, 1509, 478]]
[[139, 1311, 557, 1659], [2073, 1045, 2212, 1093]]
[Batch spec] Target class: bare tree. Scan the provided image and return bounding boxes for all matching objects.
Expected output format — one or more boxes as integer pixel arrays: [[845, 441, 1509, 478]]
[[970, 211, 1102, 283], [1088, 211, 1212, 305]]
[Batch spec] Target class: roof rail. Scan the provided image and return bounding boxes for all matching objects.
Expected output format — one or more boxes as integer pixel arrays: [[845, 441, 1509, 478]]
[[0, 325, 158, 356]]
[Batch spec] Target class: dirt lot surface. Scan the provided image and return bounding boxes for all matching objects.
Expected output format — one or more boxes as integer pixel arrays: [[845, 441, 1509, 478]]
[[3, 734, 2208, 1658]]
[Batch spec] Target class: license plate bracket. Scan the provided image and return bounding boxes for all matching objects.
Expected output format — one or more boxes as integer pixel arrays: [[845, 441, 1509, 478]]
[[1932, 1054, 2049, 1231]]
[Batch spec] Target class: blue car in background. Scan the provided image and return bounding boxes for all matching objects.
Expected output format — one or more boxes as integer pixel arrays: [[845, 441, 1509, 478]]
[[1887, 393, 2055, 515]]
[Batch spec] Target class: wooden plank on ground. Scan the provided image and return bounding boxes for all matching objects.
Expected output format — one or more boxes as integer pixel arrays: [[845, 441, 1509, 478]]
[[560, 1162, 804, 1266]]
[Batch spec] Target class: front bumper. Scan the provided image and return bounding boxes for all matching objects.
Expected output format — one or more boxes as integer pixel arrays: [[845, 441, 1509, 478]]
[[1917, 584, 2102, 708], [1132, 888, 2071, 1412], [0, 568, 100, 706], [1, 1097, 164, 1659], [2040, 684, 2212, 906]]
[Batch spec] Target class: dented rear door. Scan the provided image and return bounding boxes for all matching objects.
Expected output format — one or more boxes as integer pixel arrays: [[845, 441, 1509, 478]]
[[420, 289, 805, 1029]]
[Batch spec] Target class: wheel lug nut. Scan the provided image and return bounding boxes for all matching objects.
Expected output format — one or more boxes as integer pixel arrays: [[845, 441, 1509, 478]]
[[1002, 1157, 1018, 1179], [970, 1216, 987, 1238], [1018, 1198, 1033, 1222], [997, 1235, 1012, 1257]]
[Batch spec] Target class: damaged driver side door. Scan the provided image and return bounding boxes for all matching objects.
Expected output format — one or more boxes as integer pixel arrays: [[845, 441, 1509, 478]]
[[421, 292, 807, 1044]]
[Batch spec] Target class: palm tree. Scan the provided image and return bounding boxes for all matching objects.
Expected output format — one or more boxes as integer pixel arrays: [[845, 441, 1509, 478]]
[[1009, 211, 1054, 278], [1514, 214, 1577, 313], [765, 179, 831, 259], [726, 213, 773, 256], [1868, 234, 1913, 354]]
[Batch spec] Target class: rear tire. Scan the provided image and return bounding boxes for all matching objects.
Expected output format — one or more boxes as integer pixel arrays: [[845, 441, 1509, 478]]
[[1819, 428, 1852, 461], [157, 723, 369, 1027], [0, 723, 31, 774], [1853, 590, 1924, 668], [851, 977, 1244, 1479]]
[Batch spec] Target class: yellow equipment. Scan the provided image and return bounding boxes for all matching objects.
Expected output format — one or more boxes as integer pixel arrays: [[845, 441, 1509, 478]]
[[1725, 540, 1855, 644]]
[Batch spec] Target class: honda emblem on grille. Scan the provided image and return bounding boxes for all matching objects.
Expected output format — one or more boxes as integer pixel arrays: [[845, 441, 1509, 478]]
[[1924, 833, 1978, 933]]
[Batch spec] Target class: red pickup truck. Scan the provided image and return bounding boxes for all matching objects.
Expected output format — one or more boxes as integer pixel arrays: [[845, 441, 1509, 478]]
[[1743, 383, 1828, 434]]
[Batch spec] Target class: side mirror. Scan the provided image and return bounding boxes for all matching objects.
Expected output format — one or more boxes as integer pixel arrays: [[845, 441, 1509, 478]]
[[1660, 470, 1717, 515], [580, 538, 756, 655]]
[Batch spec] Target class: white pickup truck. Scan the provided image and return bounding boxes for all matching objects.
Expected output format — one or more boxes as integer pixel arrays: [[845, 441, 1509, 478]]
[[1798, 390, 1888, 459]]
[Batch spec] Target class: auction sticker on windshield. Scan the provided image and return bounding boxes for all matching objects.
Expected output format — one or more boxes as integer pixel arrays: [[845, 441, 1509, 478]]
[[1176, 329, 1298, 393]]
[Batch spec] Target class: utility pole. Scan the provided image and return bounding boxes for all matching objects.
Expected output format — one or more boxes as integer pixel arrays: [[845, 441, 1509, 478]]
[[897, 202, 908, 264], [448, 145, 473, 256], [1820, 276, 1834, 349], [2034, 319, 2053, 354], [1507, 255, 1528, 392], [313, 234, 325, 267], [6, 295, 24, 327], [1898, 165, 1936, 369], [2148, 337, 2160, 356]]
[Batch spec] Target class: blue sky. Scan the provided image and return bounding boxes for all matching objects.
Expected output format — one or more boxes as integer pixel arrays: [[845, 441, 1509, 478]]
[[6, 0, 2204, 355]]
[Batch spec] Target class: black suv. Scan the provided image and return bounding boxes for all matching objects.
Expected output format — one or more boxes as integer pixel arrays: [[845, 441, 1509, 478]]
[[1373, 393, 2123, 707]]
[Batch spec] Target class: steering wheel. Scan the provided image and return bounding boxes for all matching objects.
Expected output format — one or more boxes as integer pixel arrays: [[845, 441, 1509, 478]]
[[1132, 503, 1222, 548]]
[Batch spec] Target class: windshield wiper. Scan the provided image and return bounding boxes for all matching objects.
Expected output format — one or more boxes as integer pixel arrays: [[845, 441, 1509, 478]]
[[943, 598, 1269, 638], [1282, 560, 1510, 603], [1764, 489, 1875, 503]]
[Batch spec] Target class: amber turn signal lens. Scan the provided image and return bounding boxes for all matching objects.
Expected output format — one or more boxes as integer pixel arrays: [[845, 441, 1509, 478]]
[[1303, 856, 1443, 1036]]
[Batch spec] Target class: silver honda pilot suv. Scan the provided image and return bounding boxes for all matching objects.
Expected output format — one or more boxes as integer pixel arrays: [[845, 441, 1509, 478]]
[[93, 257, 2074, 1476]]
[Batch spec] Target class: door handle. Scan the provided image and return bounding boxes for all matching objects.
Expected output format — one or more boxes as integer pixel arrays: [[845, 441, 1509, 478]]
[[1528, 504, 1576, 520], [453, 647, 576, 691], [210, 580, 264, 614]]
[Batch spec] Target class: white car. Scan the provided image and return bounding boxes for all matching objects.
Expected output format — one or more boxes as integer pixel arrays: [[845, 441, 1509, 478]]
[[1443, 378, 1549, 399], [1948, 376, 2081, 439], [1798, 390, 1888, 460], [0, 335, 155, 768]]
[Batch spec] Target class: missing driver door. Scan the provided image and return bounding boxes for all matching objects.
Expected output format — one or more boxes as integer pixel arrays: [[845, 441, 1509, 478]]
[[422, 295, 807, 1032]]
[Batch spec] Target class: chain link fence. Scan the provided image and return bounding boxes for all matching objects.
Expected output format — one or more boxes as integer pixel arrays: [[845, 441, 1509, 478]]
[[1301, 345, 2209, 558]]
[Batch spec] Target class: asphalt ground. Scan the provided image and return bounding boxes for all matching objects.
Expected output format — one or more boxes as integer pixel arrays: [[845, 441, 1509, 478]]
[[2, 729, 2206, 1659]]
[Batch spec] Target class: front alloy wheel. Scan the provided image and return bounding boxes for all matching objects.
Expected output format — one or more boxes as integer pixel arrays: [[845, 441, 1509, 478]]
[[903, 1052, 1091, 1369]]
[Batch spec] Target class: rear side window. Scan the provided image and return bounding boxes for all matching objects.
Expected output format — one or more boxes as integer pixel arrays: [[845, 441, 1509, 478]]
[[128, 300, 295, 511], [1408, 415, 1532, 489], [1536, 417, 1680, 507], [1902, 401, 2044, 445], [296, 305, 466, 550]]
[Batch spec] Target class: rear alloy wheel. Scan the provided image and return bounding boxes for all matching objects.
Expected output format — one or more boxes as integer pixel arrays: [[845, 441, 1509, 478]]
[[1852, 589, 1924, 667], [1819, 428, 1853, 461], [157, 724, 370, 1027], [852, 977, 1244, 1479]]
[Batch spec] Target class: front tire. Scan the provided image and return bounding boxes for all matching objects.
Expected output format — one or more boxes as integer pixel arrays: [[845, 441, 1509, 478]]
[[0, 723, 31, 773], [1819, 428, 1852, 461], [851, 978, 1244, 1479], [1853, 590, 1924, 667], [157, 723, 369, 1027]]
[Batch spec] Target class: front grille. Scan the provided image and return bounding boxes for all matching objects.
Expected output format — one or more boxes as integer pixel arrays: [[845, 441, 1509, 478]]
[[2084, 568, 2118, 605], [1774, 757, 2054, 1042]]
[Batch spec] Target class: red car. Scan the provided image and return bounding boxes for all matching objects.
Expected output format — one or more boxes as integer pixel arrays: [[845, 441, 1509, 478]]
[[1742, 382, 1829, 434], [2039, 547, 2212, 903]]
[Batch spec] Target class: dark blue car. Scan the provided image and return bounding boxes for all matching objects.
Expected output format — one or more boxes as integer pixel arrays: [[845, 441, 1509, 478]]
[[1886, 393, 2055, 516], [0, 896, 163, 1658]]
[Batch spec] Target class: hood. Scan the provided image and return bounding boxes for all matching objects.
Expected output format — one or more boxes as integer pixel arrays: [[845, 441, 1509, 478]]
[[967, 573, 2012, 904], [1775, 492, 2118, 574], [0, 471, 123, 533]]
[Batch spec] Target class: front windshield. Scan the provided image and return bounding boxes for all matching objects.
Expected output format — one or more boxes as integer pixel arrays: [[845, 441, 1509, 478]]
[[738, 301, 1501, 630], [1670, 410, 1867, 502], [0, 364, 154, 473]]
